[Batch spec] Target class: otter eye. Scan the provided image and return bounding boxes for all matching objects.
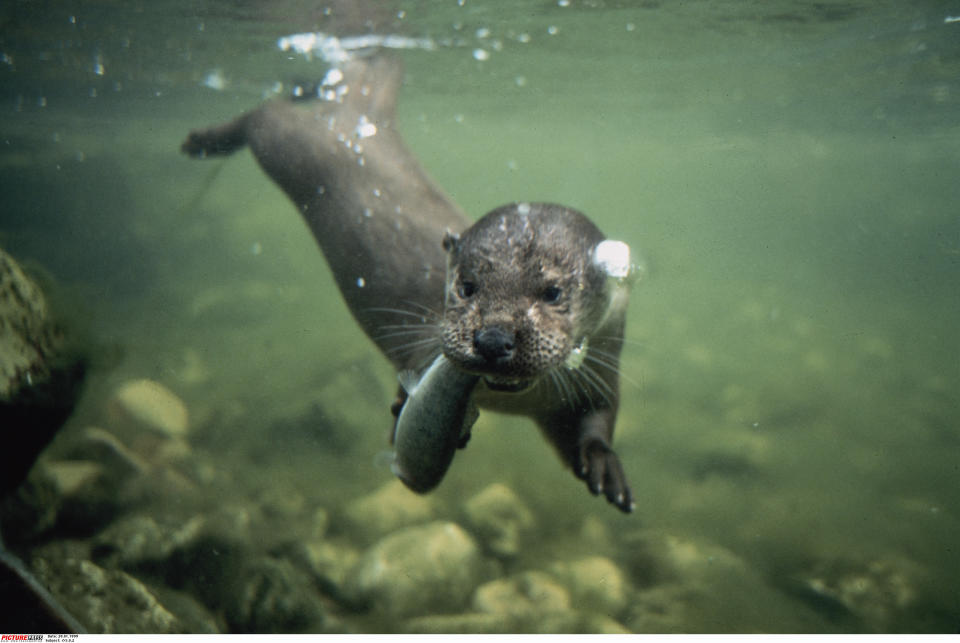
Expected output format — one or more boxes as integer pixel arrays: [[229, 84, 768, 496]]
[[458, 280, 477, 298], [542, 285, 562, 304]]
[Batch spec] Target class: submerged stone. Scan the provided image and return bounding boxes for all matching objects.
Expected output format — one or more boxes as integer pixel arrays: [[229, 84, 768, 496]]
[[472, 571, 570, 615], [344, 479, 435, 541], [30, 554, 185, 633], [462, 483, 535, 558], [402, 612, 513, 634], [345, 521, 489, 618], [225, 557, 328, 633], [780, 555, 926, 632], [549, 556, 630, 617], [108, 379, 189, 439]]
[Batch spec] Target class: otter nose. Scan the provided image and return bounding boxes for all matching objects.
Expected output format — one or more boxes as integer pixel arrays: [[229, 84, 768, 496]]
[[474, 327, 515, 363]]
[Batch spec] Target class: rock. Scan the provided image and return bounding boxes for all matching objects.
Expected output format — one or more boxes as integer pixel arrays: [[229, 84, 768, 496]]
[[93, 509, 251, 600], [107, 379, 190, 462], [63, 427, 196, 503], [161, 507, 257, 608], [35, 459, 127, 537], [403, 608, 630, 634], [1, 456, 125, 544], [620, 531, 816, 632], [282, 539, 360, 600], [549, 556, 630, 617], [225, 557, 328, 633], [66, 427, 149, 479], [109, 379, 189, 437], [578, 515, 615, 552], [462, 483, 534, 558], [537, 610, 632, 634], [345, 521, 489, 618], [626, 584, 697, 633], [91, 509, 332, 633], [0, 248, 59, 399], [92, 514, 170, 571], [620, 529, 749, 588], [472, 571, 570, 615], [344, 479, 435, 541], [619, 529, 816, 634], [402, 612, 513, 634], [780, 555, 926, 632], [30, 553, 185, 633], [1, 247, 87, 496]]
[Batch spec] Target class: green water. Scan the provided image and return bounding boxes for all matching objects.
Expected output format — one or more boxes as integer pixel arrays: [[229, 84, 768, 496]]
[[2, 0, 959, 633]]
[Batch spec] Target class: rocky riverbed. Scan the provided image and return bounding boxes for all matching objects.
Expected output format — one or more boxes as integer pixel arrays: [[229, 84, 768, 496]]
[[0, 375, 937, 633]]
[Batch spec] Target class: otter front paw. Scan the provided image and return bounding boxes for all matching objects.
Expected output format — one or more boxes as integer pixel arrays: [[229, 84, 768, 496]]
[[577, 439, 635, 513]]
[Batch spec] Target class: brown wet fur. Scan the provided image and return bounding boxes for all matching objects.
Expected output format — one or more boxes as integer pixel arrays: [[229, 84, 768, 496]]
[[181, 54, 634, 512]]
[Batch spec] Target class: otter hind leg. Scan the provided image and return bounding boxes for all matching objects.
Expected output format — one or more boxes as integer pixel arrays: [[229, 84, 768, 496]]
[[182, 115, 250, 158]]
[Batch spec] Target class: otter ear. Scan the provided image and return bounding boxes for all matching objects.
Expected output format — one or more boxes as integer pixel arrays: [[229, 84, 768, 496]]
[[442, 230, 461, 254]]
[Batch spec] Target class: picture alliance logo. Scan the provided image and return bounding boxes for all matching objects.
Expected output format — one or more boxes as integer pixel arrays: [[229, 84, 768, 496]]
[[1, 637, 44, 641]]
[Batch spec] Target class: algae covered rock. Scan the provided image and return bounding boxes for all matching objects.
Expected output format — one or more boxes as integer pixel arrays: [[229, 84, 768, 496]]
[[106, 379, 190, 464], [402, 612, 513, 634], [344, 479, 436, 541], [472, 570, 570, 615], [462, 483, 535, 558], [780, 554, 927, 632], [31, 554, 185, 633], [283, 538, 360, 599], [225, 557, 328, 633], [549, 555, 630, 617], [536, 610, 632, 634], [1, 247, 86, 496], [345, 521, 489, 617]]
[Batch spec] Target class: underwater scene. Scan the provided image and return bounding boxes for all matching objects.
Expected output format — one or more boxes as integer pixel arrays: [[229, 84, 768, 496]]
[[1, 0, 959, 633]]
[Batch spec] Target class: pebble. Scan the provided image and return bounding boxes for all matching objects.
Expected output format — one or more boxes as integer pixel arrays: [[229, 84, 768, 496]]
[[31, 553, 187, 633], [37, 459, 125, 536], [783, 555, 924, 631], [284, 539, 360, 599], [550, 556, 630, 616], [344, 479, 435, 541], [472, 571, 570, 615], [402, 612, 511, 634], [225, 557, 328, 633], [345, 521, 489, 617], [462, 483, 535, 558], [66, 426, 148, 478], [108, 379, 189, 439]]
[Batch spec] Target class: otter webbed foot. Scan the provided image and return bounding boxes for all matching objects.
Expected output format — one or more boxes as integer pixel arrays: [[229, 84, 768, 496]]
[[577, 438, 635, 513]]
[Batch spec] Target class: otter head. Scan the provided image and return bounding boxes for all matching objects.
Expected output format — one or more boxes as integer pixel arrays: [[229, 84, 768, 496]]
[[440, 202, 616, 392]]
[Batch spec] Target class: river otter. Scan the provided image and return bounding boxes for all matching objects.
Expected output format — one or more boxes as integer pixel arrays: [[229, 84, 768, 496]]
[[182, 54, 636, 512]]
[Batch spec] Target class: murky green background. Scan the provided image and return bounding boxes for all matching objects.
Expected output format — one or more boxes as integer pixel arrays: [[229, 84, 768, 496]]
[[2, 0, 959, 633]]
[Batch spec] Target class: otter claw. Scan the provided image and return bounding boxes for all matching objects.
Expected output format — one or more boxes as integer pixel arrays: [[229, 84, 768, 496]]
[[578, 438, 634, 513]]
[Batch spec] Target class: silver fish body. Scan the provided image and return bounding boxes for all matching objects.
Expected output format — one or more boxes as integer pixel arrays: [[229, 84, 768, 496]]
[[392, 354, 480, 493]]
